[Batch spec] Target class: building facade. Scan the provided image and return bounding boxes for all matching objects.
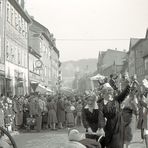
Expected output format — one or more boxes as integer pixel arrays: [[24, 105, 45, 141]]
[[97, 49, 127, 76], [0, 0, 31, 96], [128, 37, 148, 82], [29, 19, 60, 93], [0, 0, 6, 95], [144, 54, 148, 79], [51, 45, 60, 92]]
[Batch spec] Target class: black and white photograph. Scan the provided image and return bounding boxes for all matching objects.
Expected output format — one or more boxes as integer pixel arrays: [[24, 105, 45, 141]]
[[0, 0, 148, 147]]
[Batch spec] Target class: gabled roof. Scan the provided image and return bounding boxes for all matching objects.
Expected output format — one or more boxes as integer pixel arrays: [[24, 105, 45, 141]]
[[146, 28, 148, 38], [29, 18, 60, 57], [129, 38, 141, 49]]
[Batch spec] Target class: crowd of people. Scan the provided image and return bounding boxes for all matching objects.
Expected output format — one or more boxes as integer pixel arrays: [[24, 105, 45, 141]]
[[0, 72, 148, 148], [0, 92, 84, 133], [67, 73, 148, 148]]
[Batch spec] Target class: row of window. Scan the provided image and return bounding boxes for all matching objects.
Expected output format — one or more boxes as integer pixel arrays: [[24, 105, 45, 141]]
[[6, 39, 27, 68], [40, 42, 51, 57], [44, 66, 51, 79], [6, 1, 28, 38], [29, 54, 40, 75]]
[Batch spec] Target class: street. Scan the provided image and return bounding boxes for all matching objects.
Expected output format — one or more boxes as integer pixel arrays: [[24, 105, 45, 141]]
[[13, 128, 146, 148]]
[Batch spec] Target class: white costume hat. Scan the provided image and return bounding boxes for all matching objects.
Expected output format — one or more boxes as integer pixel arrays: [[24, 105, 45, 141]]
[[143, 79, 148, 89], [68, 129, 84, 141], [102, 83, 113, 91]]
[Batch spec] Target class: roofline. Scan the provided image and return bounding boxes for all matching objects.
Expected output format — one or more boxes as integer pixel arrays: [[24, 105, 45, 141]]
[[31, 18, 49, 33], [130, 38, 146, 50], [41, 33, 60, 58], [107, 49, 126, 53], [30, 18, 60, 58], [9, 0, 32, 23]]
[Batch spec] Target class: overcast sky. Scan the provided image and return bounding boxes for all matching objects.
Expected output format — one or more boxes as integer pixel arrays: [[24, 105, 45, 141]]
[[25, 0, 148, 62]]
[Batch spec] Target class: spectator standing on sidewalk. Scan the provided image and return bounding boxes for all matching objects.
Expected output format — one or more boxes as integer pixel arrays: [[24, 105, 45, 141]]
[[75, 100, 83, 126], [15, 96, 24, 129], [57, 95, 65, 129], [65, 100, 75, 127], [34, 96, 42, 132], [23, 96, 30, 129], [47, 97, 58, 130]]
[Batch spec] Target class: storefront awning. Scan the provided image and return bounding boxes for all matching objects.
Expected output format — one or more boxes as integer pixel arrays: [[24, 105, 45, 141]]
[[36, 84, 53, 94], [30, 81, 39, 92]]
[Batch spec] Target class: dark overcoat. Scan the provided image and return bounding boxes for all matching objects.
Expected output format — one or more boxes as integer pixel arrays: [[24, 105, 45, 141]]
[[102, 85, 130, 148]]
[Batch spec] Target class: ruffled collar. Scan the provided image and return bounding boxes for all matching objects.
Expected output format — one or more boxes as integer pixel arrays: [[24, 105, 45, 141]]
[[84, 102, 98, 109], [104, 95, 113, 105]]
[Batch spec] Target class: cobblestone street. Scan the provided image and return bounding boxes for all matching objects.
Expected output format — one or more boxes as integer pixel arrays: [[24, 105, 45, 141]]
[[13, 128, 146, 148]]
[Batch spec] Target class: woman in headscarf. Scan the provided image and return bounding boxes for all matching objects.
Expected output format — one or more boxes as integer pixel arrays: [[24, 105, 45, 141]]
[[65, 100, 75, 127], [101, 75, 132, 148], [82, 94, 105, 142]]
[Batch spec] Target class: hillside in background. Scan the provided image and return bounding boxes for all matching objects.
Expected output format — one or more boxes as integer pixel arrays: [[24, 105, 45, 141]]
[[61, 59, 97, 88]]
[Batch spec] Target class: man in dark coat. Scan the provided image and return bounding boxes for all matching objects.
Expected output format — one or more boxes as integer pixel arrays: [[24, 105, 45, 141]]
[[101, 82, 131, 148], [57, 96, 65, 128]]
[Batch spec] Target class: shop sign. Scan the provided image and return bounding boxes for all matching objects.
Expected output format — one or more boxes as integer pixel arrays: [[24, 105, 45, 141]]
[[29, 72, 41, 81], [35, 60, 43, 69]]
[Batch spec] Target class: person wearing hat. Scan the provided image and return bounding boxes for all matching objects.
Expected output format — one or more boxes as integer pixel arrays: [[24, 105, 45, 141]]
[[101, 80, 131, 148], [68, 129, 101, 148]]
